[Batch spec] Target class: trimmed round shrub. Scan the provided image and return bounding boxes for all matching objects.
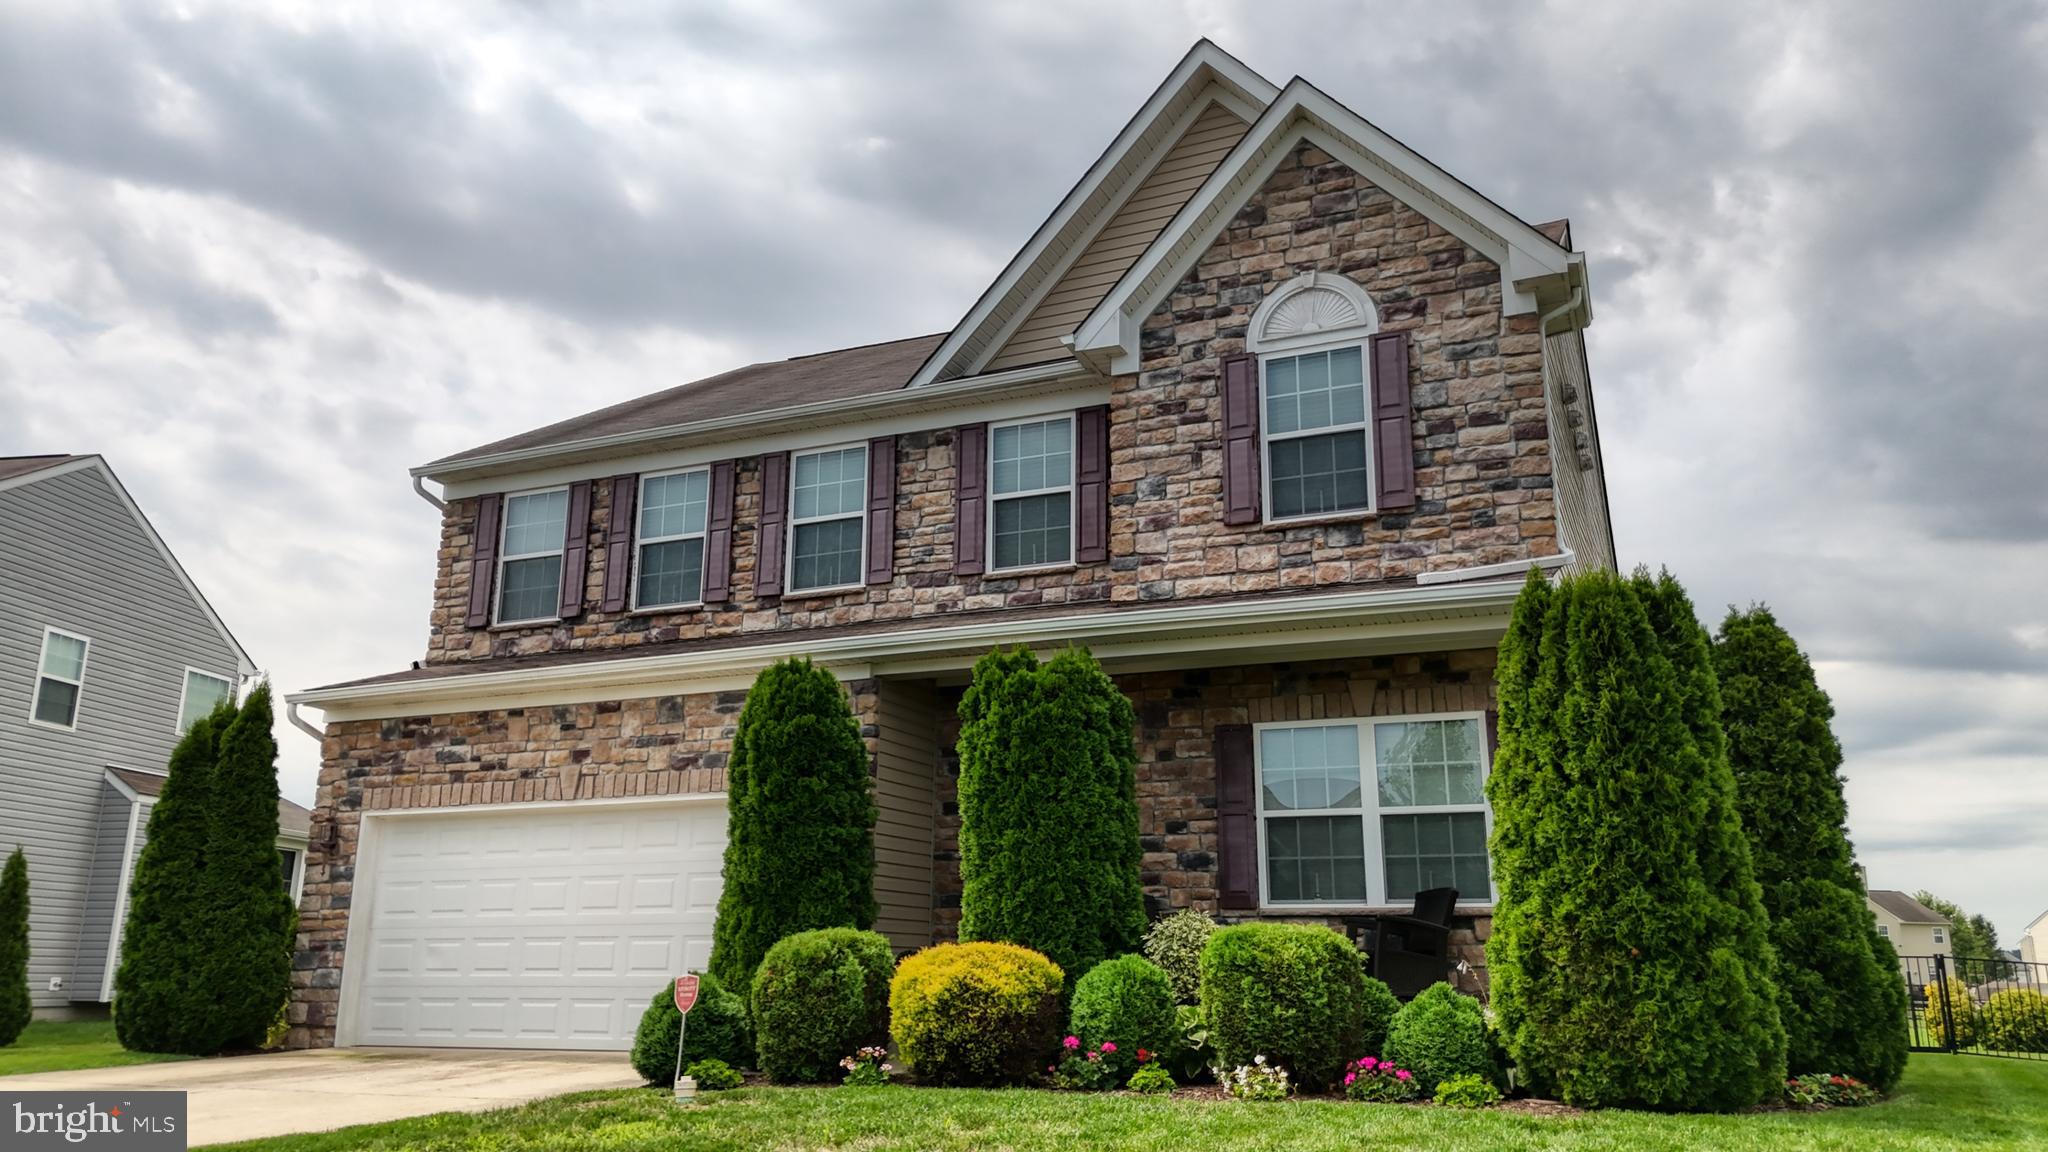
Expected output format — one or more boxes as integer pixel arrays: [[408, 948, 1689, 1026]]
[[1979, 988, 2048, 1054], [707, 658, 878, 994], [1199, 922, 1369, 1091], [1357, 975, 1402, 1059], [685, 1058, 743, 1091], [1382, 982, 1497, 1095], [1922, 977, 1978, 1050], [891, 942, 1063, 1086], [956, 646, 1145, 983], [1143, 909, 1216, 1004], [630, 972, 752, 1085], [751, 928, 894, 1083], [1069, 955, 1178, 1074]]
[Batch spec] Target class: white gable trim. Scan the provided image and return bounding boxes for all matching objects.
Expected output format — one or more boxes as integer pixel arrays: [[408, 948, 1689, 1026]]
[[908, 41, 1279, 387], [1074, 79, 1587, 375], [3, 456, 257, 676]]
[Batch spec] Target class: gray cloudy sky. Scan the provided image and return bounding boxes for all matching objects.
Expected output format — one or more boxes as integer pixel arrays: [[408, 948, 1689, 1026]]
[[2, 2, 2042, 939]]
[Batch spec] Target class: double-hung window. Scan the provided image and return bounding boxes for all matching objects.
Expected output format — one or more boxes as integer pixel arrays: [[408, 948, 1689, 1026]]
[[1262, 346, 1371, 521], [1933, 927, 1946, 946], [31, 627, 90, 729], [497, 488, 570, 624], [788, 445, 866, 593], [1256, 713, 1492, 907], [989, 415, 1074, 571], [177, 669, 234, 733], [635, 469, 710, 609]]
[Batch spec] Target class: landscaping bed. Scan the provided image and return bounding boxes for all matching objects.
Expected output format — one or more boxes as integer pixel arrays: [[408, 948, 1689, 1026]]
[[207, 1054, 2048, 1152]]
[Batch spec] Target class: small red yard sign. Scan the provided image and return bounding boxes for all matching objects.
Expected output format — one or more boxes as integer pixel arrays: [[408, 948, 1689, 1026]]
[[674, 975, 699, 1015]]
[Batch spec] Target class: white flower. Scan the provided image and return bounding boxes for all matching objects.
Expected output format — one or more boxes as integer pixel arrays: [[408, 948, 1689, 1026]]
[[1254, 1055, 1267, 1065]]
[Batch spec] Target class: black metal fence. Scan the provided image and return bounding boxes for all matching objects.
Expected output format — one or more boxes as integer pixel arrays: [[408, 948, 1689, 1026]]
[[1901, 953, 2048, 1059]]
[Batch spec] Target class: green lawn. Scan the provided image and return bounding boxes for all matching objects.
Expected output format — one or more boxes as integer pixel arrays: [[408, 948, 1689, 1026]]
[[0, 1019, 194, 1077], [215, 1054, 2044, 1151]]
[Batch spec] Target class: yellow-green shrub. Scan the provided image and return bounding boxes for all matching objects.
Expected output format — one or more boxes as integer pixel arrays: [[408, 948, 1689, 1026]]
[[1922, 978, 1977, 1049], [1978, 988, 2048, 1053], [890, 942, 1062, 1086]]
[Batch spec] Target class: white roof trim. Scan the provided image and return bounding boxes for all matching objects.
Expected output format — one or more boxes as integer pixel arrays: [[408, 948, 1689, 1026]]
[[3, 456, 256, 676], [290, 578, 1523, 721], [907, 40, 1280, 388], [1073, 79, 1585, 375]]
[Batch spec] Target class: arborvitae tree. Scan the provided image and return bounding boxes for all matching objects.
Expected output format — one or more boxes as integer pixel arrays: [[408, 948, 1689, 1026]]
[[707, 658, 877, 994], [0, 848, 29, 1047], [1717, 606, 1909, 1089], [115, 702, 230, 1053], [1486, 569, 1785, 1111], [199, 682, 295, 1050], [956, 646, 1144, 982]]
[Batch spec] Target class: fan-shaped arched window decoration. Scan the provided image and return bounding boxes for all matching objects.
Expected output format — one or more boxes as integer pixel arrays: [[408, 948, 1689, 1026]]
[[1247, 270, 1378, 353]]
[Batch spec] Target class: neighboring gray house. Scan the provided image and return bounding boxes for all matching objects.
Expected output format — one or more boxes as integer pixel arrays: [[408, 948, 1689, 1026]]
[[0, 453, 288, 1015]]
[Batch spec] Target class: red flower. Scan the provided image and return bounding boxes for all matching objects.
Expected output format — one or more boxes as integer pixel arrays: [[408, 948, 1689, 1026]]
[[1136, 1049, 1151, 1063]]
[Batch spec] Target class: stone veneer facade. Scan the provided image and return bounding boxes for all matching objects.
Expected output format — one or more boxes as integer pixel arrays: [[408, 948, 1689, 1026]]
[[931, 648, 1499, 995], [421, 142, 1553, 667]]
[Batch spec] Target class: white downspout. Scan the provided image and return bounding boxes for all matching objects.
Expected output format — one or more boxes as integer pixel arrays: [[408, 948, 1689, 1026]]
[[411, 475, 446, 512], [285, 700, 325, 743]]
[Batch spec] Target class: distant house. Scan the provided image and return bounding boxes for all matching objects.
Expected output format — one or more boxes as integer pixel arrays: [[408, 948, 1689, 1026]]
[[2022, 909, 2047, 965], [0, 454, 301, 1016], [1867, 889, 1953, 958]]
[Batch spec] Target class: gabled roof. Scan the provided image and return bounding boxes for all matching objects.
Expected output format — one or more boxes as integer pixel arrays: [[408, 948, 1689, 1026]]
[[908, 40, 1279, 385], [105, 765, 311, 838], [1070, 76, 1588, 374], [0, 455, 256, 676], [0, 454, 83, 482], [424, 334, 945, 471], [2026, 908, 2048, 934], [1867, 890, 1950, 926]]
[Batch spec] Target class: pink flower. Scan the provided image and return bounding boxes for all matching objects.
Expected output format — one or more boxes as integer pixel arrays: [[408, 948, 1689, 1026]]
[[1063, 1035, 1081, 1050], [1360, 1057, 1378, 1070], [1101, 1042, 1117, 1054], [1344, 1072, 1357, 1085], [1395, 1070, 1412, 1081]]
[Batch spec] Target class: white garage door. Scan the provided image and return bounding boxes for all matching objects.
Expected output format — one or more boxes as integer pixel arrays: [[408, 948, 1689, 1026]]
[[347, 799, 725, 1050]]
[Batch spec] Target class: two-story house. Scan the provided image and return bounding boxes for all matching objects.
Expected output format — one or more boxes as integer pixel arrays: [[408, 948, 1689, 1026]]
[[1867, 889, 1954, 960], [285, 41, 1612, 1052], [0, 453, 310, 1017]]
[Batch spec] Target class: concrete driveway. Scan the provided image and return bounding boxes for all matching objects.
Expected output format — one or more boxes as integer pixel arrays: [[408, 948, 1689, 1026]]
[[3, 1047, 643, 1146]]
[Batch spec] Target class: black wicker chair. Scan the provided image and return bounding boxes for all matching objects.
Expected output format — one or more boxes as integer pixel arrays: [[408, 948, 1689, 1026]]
[[1362, 887, 1459, 999]]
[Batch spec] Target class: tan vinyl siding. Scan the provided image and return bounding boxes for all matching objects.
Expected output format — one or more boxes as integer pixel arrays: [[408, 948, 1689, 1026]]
[[986, 101, 1250, 372], [871, 679, 941, 951]]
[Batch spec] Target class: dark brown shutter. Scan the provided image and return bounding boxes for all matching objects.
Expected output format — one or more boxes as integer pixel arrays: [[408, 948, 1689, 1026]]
[[1484, 708, 1499, 769], [557, 480, 592, 619], [865, 435, 896, 584], [1221, 354, 1261, 526], [953, 423, 987, 577], [600, 475, 637, 613], [1370, 331, 1417, 510], [1215, 722, 1258, 909], [755, 452, 789, 598], [464, 493, 502, 628], [702, 460, 736, 603], [1075, 406, 1110, 564]]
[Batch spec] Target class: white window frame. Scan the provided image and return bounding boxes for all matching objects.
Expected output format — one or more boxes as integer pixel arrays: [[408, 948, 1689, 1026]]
[[1877, 924, 1890, 938], [785, 442, 869, 595], [1933, 927, 1946, 945], [30, 626, 92, 731], [175, 667, 236, 734], [494, 485, 570, 625], [1258, 338, 1377, 526], [1252, 710, 1493, 911], [631, 466, 712, 611], [986, 411, 1078, 574]]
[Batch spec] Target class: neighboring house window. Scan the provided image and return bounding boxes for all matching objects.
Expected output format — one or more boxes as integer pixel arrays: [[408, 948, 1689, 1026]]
[[788, 445, 866, 592], [278, 849, 300, 895], [989, 415, 1074, 570], [497, 487, 570, 623], [634, 469, 710, 609], [1255, 714, 1491, 907], [31, 628, 90, 729], [1933, 927, 1946, 945], [1262, 346, 1371, 521], [1878, 924, 1890, 938], [177, 669, 234, 733]]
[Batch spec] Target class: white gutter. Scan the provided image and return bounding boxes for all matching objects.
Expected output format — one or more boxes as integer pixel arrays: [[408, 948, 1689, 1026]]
[[289, 578, 1523, 715], [413, 358, 1086, 484], [410, 475, 446, 512], [1415, 551, 1573, 586]]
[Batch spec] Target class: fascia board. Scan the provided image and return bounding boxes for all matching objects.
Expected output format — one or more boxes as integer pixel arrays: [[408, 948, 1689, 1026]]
[[906, 42, 1280, 388], [289, 581, 1521, 720]]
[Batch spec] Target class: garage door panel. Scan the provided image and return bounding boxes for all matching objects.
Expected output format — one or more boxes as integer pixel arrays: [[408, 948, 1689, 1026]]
[[349, 800, 725, 1050]]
